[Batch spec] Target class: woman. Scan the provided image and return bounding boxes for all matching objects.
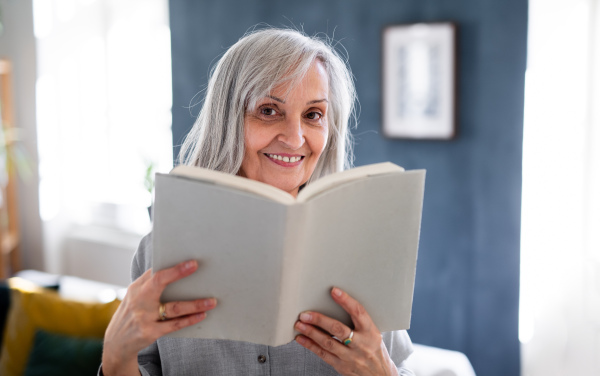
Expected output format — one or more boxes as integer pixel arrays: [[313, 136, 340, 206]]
[[101, 28, 414, 375]]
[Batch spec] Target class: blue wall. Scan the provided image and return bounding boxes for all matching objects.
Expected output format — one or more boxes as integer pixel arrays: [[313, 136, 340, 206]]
[[169, 1, 527, 375]]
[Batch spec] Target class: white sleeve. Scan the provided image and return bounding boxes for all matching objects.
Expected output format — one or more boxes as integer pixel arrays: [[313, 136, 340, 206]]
[[382, 330, 415, 375]]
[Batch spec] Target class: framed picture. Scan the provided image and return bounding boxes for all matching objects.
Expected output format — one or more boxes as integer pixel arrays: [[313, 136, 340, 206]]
[[382, 23, 457, 139]]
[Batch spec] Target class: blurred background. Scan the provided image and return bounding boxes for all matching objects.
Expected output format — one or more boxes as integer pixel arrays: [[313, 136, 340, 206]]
[[0, 0, 598, 375]]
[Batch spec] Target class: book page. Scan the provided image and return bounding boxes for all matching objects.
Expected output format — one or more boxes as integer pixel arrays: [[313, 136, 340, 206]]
[[170, 162, 404, 206], [297, 162, 404, 203], [153, 174, 290, 345], [296, 170, 425, 331], [170, 165, 295, 205]]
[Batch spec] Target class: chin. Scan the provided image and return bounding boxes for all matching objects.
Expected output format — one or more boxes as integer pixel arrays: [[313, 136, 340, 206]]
[[266, 180, 302, 195], [275, 183, 299, 195], [258, 174, 303, 194]]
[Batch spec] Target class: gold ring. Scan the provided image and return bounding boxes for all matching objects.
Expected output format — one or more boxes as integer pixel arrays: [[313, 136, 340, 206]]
[[343, 330, 354, 346], [159, 303, 167, 321]]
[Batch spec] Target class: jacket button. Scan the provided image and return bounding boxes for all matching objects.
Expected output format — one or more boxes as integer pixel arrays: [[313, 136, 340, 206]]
[[258, 355, 267, 363]]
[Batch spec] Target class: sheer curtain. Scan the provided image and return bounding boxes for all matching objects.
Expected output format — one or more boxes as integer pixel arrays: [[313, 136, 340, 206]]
[[34, 0, 173, 274], [520, 0, 600, 375]]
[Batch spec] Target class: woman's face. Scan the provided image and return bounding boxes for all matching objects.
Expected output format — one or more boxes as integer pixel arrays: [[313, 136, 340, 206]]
[[239, 61, 329, 197]]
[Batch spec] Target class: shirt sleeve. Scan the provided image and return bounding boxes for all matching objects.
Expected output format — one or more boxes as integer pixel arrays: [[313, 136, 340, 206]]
[[397, 361, 416, 376], [98, 234, 159, 376], [132, 233, 163, 375], [382, 330, 415, 375], [131, 233, 153, 281]]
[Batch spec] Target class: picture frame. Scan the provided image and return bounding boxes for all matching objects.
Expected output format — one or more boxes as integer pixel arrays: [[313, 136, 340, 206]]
[[382, 22, 457, 140]]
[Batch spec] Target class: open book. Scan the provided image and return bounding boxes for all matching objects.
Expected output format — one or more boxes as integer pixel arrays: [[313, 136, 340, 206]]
[[152, 162, 425, 346]]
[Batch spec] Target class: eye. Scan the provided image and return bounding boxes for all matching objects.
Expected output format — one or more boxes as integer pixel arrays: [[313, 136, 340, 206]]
[[306, 111, 323, 120], [260, 107, 278, 116]]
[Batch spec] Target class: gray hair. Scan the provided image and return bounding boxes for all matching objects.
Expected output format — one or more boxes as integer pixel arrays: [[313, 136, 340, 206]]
[[178, 27, 357, 184]]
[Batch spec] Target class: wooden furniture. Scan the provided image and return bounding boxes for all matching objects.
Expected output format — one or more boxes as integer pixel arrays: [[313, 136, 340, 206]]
[[0, 59, 21, 278]]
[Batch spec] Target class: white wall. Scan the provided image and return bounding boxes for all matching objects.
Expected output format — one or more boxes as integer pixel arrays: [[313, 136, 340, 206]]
[[0, 0, 44, 271]]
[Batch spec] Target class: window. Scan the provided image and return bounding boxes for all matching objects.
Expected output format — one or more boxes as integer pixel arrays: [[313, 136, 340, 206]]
[[34, 0, 172, 235], [520, 0, 600, 374]]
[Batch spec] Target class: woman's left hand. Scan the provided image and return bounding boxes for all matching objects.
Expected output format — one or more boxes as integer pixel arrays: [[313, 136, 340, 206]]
[[294, 287, 399, 376]]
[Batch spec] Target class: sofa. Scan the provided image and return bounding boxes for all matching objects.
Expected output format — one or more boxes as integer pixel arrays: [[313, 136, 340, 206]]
[[0, 271, 122, 376], [0, 270, 476, 376]]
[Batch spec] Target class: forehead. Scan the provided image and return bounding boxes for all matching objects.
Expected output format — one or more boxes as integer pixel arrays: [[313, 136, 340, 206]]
[[269, 60, 329, 100]]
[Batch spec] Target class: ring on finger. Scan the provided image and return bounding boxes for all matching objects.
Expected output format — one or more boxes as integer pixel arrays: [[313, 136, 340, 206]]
[[159, 303, 167, 321], [343, 330, 354, 346]]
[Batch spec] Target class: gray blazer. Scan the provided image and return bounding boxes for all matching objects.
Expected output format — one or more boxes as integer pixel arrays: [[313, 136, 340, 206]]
[[132, 234, 415, 376]]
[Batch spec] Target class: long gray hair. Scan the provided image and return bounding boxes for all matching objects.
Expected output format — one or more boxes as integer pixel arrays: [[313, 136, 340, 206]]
[[178, 27, 357, 184]]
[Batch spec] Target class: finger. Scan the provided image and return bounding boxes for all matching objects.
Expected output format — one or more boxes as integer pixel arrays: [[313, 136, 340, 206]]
[[295, 334, 344, 370], [151, 260, 198, 292], [331, 287, 372, 331], [295, 321, 351, 358], [298, 311, 352, 343], [162, 298, 217, 320], [159, 312, 208, 336]]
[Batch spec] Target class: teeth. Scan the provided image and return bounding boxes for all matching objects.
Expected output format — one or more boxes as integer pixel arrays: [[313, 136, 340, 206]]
[[268, 154, 302, 163]]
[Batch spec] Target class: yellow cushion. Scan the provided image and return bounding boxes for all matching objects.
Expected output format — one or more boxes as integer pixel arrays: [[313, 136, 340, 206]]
[[0, 277, 121, 376]]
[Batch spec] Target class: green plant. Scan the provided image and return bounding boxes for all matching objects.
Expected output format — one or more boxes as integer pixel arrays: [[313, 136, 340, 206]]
[[143, 159, 157, 196]]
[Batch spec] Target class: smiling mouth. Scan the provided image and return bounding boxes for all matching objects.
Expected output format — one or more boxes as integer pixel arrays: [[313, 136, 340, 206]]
[[264, 153, 304, 163]]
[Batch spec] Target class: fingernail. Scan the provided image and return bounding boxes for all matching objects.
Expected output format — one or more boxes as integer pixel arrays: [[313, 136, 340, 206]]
[[296, 335, 306, 344], [205, 298, 216, 307], [296, 322, 307, 331], [332, 287, 342, 297], [183, 261, 196, 270], [300, 312, 312, 322]]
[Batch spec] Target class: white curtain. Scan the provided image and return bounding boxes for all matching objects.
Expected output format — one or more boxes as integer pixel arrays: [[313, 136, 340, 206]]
[[34, 0, 173, 273], [520, 0, 600, 375]]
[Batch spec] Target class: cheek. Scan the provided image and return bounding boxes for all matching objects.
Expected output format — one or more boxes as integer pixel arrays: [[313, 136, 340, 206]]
[[314, 125, 329, 159], [241, 124, 262, 174], [243, 122, 268, 157]]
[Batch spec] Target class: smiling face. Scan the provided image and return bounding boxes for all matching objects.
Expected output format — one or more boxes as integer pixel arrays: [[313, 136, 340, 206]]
[[238, 61, 329, 197]]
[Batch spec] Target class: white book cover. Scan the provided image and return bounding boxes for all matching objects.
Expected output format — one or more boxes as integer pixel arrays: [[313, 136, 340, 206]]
[[152, 162, 425, 346]]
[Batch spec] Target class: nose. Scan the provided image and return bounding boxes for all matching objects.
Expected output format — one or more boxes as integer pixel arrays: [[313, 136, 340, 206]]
[[278, 116, 305, 150]]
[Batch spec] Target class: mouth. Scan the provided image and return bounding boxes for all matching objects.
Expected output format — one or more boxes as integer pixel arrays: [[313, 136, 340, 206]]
[[264, 153, 305, 166]]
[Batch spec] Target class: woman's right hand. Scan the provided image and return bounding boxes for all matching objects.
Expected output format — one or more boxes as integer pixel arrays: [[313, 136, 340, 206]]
[[101, 260, 217, 376]]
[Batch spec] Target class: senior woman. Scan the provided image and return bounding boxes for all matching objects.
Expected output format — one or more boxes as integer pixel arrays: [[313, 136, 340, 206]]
[[101, 28, 414, 376]]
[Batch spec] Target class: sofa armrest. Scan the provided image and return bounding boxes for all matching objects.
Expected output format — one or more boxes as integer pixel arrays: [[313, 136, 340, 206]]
[[405, 344, 476, 376]]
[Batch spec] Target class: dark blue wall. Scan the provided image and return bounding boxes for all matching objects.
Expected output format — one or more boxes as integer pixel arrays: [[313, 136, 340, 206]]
[[169, 1, 527, 375]]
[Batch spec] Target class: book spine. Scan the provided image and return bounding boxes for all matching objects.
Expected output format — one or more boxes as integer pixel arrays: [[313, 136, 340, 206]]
[[274, 204, 307, 345]]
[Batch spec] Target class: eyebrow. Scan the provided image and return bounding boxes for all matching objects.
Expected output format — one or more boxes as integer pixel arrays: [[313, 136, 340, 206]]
[[266, 95, 328, 105], [267, 95, 285, 103]]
